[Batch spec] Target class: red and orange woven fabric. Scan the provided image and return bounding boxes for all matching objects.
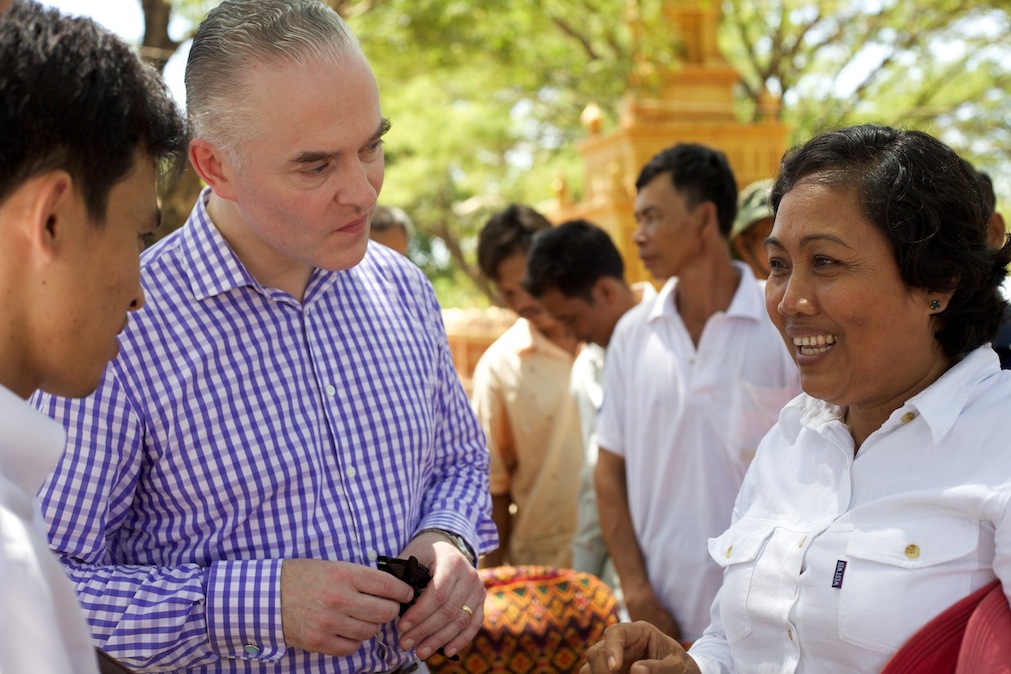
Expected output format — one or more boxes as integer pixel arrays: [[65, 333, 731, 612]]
[[426, 566, 620, 674]]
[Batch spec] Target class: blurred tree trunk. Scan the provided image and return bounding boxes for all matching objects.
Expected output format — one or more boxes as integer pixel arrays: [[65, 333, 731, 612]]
[[139, 0, 177, 70], [137, 0, 200, 240]]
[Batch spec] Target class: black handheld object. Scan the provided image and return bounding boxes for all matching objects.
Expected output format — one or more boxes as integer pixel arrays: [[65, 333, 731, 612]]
[[376, 555, 432, 616], [376, 555, 461, 662]]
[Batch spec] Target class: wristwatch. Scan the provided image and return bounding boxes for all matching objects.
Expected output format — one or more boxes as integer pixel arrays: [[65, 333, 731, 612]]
[[419, 528, 477, 566]]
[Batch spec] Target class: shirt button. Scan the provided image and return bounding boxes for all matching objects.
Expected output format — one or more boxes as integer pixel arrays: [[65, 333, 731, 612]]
[[788, 629, 794, 642], [325, 384, 337, 397], [905, 544, 920, 559], [367, 548, 378, 561], [346, 466, 357, 478], [900, 411, 917, 423], [243, 644, 260, 656], [725, 545, 734, 558]]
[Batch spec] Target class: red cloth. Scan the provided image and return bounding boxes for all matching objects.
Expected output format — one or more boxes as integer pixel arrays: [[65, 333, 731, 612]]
[[956, 582, 1011, 673], [881, 580, 1010, 674]]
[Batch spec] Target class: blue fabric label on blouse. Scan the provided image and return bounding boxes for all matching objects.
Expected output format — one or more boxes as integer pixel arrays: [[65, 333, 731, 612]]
[[832, 560, 847, 589]]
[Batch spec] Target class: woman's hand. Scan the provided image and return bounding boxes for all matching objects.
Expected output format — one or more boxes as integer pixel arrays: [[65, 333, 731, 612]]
[[581, 622, 701, 674]]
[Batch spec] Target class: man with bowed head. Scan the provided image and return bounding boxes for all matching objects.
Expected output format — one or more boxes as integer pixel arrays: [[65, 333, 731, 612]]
[[522, 219, 657, 586], [33, 1, 495, 672], [0, 2, 187, 671], [583, 125, 1011, 673]]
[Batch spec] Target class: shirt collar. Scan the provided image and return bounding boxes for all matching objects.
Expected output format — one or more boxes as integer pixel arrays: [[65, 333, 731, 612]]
[[178, 187, 261, 301], [0, 385, 66, 496], [513, 318, 573, 360], [175, 187, 343, 305], [647, 261, 766, 323], [780, 345, 1002, 447], [903, 346, 1002, 445]]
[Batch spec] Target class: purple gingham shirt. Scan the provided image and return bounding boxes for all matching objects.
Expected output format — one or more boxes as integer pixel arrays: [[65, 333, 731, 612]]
[[33, 188, 495, 673]]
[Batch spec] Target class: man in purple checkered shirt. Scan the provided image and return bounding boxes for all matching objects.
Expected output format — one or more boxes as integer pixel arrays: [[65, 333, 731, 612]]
[[32, 1, 496, 672]]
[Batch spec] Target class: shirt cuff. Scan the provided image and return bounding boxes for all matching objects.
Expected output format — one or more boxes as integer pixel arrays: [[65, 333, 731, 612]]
[[207, 558, 286, 662]]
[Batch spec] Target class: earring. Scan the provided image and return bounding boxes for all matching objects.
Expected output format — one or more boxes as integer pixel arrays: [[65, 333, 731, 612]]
[[929, 299, 942, 311]]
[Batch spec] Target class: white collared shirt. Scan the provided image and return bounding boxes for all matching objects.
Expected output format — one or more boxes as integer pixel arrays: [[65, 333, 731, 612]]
[[690, 346, 1011, 674], [0, 385, 98, 674], [597, 263, 799, 640]]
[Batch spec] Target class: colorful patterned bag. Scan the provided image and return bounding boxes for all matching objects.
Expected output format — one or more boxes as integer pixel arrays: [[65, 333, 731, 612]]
[[426, 566, 620, 674]]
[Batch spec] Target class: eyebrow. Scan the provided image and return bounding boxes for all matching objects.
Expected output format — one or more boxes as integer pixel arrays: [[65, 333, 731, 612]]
[[765, 233, 854, 249], [289, 117, 391, 166]]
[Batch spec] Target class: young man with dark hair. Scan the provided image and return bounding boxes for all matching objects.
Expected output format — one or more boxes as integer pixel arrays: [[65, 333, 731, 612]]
[[523, 219, 655, 587], [0, 3, 186, 670], [471, 204, 584, 568], [593, 144, 799, 642]]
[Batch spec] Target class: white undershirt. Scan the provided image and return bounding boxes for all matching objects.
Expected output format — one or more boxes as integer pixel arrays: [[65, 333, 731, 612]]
[[0, 385, 99, 674]]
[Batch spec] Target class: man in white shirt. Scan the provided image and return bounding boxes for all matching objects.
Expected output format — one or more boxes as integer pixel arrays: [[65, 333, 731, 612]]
[[0, 4, 186, 671], [523, 218, 656, 587], [592, 144, 800, 643]]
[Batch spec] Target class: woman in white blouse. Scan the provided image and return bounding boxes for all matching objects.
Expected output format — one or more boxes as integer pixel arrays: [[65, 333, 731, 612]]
[[582, 124, 1011, 674]]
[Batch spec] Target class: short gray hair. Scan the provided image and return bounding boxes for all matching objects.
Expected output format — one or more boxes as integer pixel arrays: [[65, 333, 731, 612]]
[[184, 0, 363, 165]]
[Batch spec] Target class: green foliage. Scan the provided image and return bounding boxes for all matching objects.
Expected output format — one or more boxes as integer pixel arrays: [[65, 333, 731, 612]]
[[348, 1, 647, 305], [154, 0, 1011, 306]]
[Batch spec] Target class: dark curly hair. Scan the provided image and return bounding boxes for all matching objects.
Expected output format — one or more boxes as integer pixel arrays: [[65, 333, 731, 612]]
[[0, 2, 187, 223], [771, 124, 1011, 359]]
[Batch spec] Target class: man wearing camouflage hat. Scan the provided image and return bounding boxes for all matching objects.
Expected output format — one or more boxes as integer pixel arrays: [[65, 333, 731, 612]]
[[730, 178, 775, 279]]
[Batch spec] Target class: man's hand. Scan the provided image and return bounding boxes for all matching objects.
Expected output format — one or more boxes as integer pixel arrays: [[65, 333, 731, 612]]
[[580, 622, 700, 674], [396, 531, 485, 660], [623, 592, 681, 642], [280, 558, 414, 657]]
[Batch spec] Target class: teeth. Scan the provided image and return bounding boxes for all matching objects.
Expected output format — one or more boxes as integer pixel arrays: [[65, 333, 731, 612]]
[[792, 335, 837, 349]]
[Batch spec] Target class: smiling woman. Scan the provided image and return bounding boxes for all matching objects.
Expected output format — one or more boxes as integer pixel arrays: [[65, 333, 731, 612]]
[[581, 124, 1011, 674], [764, 182, 951, 446]]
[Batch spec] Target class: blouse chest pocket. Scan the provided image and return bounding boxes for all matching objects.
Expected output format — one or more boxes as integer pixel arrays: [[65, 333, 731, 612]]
[[709, 523, 776, 644], [838, 516, 980, 653]]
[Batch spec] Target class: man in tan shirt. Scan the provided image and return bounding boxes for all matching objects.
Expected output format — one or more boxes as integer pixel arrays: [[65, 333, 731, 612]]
[[472, 204, 584, 568]]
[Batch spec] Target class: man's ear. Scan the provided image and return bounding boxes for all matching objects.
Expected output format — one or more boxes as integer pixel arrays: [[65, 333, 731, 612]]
[[14, 171, 78, 263], [987, 212, 1007, 250], [731, 235, 749, 260], [593, 277, 618, 305], [189, 138, 238, 200], [696, 201, 720, 234]]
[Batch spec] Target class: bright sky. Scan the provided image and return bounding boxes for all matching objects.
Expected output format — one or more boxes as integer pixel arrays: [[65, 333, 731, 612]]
[[41, 0, 142, 39]]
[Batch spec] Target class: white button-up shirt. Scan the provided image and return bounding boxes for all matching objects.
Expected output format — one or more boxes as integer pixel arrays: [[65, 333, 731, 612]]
[[690, 346, 1011, 674], [597, 265, 799, 640]]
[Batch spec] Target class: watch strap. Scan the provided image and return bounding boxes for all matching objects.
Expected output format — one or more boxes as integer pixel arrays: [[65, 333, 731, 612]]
[[418, 527, 477, 566]]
